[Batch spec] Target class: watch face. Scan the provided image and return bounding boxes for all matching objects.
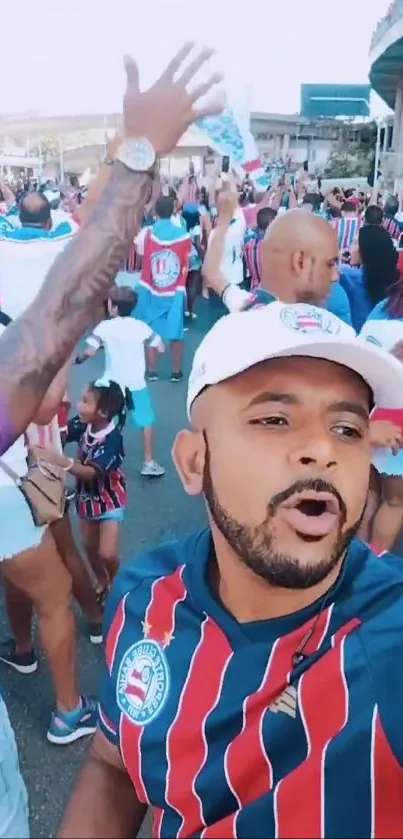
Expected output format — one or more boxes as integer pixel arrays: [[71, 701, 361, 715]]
[[118, 139, 155, 172]]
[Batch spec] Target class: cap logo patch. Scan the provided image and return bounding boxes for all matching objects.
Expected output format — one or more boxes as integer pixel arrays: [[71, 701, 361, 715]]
[[188, 360, 206, 390], [280, 306, 341, 336], [364, 334, 382, 347]]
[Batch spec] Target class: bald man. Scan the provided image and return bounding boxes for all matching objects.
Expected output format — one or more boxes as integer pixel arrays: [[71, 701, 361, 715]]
[[20, 191, 53, 229], [203, 197, 352, 324], [0, 191, 77, 320]]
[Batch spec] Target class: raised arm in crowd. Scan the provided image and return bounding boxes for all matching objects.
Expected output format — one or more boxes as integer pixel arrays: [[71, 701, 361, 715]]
[[0, 43, 222, 456]]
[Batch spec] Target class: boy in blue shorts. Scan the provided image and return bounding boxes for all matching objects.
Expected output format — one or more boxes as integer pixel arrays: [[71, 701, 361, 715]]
[[76, 286, 165, 477]]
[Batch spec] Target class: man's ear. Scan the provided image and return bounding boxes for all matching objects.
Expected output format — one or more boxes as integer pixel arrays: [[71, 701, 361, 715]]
[[292, 248, 313, 280], [172, 429, 206, 496]]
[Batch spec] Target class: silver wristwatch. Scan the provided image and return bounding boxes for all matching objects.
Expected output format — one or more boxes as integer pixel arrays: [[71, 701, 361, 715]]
[[115, 138, 156, 173]]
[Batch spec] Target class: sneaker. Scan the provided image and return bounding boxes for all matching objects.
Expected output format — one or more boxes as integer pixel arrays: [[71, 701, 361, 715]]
[[141, 460, 165, 477], [171, 371, 183, 383], [89, 623, 103, 645], [146, 371, 159, 382], [47, 696, 98, 745], [0, 640, 38, 674]]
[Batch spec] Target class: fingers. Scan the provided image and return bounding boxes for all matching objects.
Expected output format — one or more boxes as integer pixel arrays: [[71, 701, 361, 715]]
[[123, 55, 140, 91], [192, 95, 225, 121], [161, 42, 195, 81], [189, 73, 223, 106], [178, 46, 215, 87]]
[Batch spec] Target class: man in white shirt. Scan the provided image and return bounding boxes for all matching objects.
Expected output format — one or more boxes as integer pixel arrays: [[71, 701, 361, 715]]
[[76, 286, 165, 477], [0, 192, 77, 320]]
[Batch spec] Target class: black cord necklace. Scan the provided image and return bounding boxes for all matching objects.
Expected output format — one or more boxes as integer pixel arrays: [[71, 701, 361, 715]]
[[292, 587, 334, 669]]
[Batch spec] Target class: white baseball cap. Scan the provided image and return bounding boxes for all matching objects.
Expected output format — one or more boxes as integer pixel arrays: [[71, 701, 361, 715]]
[[187, 302, 403, 417]]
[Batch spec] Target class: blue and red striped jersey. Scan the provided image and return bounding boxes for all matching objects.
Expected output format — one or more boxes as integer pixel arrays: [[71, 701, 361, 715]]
[[244, 237, 263, 291], [100, 530, 403, 838], [331, 216, 363, 252], [382, 215, 401, 240], [67, 416, 126, 518]]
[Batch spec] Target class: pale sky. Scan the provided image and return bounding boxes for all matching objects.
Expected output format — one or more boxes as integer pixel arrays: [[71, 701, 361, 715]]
[[0, 0, 393, 118]]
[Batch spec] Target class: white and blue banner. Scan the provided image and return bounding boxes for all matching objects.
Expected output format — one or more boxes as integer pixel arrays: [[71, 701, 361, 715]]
[[196, 107, 269, 190]]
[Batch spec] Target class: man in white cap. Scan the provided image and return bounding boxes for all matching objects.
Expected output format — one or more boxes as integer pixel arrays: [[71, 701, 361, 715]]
[[60, 303, 403, 838]]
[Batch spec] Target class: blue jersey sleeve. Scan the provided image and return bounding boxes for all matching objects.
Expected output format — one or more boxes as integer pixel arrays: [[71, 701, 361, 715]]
[[97, 547, 180, 745], [358, 551, 403, 767], [339, 266, 373, 332], [88, 427, 124, 473], [98, 573, 144, 746], [339, 265, 362, 298], [324, 283, 352, 326], [363, 300, 389, 323]]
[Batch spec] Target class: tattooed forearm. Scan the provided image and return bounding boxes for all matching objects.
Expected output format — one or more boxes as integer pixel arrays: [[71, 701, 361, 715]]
[[0, 162, 154, 447]]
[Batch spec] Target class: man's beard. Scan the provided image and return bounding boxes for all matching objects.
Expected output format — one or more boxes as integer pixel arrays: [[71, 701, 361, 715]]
[[202, 446, 363, 590]]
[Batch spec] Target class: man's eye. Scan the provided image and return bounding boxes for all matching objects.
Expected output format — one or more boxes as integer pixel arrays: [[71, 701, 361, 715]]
[[333, 424, 363, 440], [250, 416, 288, 427]]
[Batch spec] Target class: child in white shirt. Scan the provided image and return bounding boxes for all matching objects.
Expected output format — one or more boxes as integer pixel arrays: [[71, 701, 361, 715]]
[[76, 286, 165, 477]]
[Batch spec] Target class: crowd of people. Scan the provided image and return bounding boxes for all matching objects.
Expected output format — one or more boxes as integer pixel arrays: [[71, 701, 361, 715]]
[[1, 41, 403, 839]]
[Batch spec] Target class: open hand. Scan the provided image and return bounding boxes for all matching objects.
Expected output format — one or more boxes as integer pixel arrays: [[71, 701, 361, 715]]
[[123, 43, 223, 156]]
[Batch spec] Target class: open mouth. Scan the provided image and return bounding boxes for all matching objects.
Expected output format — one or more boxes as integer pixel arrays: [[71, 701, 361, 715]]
[[278, 492, 340, 540]]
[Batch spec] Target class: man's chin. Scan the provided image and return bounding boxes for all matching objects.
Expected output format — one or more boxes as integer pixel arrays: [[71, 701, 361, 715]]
[[278, 529, 340, 563]]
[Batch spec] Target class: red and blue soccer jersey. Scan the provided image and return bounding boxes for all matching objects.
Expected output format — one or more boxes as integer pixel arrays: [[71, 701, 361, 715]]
[[331, 216, 363, 252], [67, 417, 126, 518], [100, 530, 403, 838]]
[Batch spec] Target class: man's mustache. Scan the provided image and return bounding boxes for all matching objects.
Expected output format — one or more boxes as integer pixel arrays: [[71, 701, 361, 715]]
[[268, 478, 347, 524]]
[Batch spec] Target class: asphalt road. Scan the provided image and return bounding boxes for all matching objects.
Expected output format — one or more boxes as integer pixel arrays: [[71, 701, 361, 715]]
[[0, 304, 211, 838]]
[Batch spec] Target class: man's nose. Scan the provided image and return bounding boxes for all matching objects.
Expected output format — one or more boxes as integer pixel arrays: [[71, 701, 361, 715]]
[[289, 429, 337, 471]]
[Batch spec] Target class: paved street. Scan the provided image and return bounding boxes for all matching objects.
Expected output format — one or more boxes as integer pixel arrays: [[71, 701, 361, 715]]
[[0, 305, 210, 838]]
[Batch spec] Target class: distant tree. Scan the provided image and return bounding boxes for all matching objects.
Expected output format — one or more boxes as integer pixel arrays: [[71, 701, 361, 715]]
[[324, 148, 371, 178], [324, 119, 376, 179], [30, 135, 59, 164]]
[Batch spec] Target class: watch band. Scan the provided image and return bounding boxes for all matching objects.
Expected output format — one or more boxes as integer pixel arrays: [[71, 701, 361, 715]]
[[115, 158, 159, 178], [103, 155, 115, 166]]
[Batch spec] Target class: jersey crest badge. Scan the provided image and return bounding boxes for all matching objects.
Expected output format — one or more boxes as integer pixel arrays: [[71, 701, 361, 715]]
[[280, 305, 341, 336], [151, 249, 181, 289], [117, 639, 170, 726], [364, 334, 382, 347]]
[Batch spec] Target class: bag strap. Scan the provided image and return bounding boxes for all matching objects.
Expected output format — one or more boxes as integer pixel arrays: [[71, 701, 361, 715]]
[[0, 459, 20, 484]]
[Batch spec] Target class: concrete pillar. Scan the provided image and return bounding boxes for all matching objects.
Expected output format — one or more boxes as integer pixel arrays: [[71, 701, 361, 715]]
[[393, 75, 403, 152], [274, 135, 281, 159], [282, 133, 290, 159], [383, 123, 389, 153], [307, 137, 313, 165]]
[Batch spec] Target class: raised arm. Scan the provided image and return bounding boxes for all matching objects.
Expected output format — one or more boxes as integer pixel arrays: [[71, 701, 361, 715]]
[[202, 191, 239, 294], [0, 161, 151, 454], [0, 43, 222, 454]]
